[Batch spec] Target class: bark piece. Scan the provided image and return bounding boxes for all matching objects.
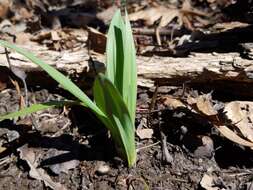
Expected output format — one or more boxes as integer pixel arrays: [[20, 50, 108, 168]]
[[0, 44, 253, 95]]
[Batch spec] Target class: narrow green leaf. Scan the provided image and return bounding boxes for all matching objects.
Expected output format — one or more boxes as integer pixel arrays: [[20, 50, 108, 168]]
[[0, 40, 105, 119], [94, 73, 136, 166], [0, 100, 78, 122], [123, 11, 137, 123], [106, 9, 125, 93], [105, 10, 137, 124]]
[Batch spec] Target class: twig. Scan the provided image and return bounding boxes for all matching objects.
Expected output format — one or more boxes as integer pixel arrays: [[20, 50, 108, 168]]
[[155, 27, 162, 46], [4, 48, 28, 107], [133, 28, 184, 37], [136, 141, 160, 152], [4, 49, 40, 130], [159, 125, 173, 164], [87, 36, 98, 75], [148, 84, 173, 164]]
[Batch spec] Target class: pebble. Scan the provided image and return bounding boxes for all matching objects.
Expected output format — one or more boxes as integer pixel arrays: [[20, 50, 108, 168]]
[[96, 161, 110, 175]]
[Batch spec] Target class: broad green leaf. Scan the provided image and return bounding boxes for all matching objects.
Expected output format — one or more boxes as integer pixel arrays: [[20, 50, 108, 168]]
[[0, 100, 78, 122], [0, 40, 105, 119], [94, 73, 136, 166], [105, 10, 137, 124]]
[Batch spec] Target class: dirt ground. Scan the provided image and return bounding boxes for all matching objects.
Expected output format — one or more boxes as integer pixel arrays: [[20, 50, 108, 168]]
[[1, 0, 253, 190], [0, 87, 253, 190]]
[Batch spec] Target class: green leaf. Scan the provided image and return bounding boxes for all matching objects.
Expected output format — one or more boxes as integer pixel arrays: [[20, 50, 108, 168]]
[[105, 10, 137, 124], [0, 9, 137, 167], [94, 73, 136, 166], [123, 11, 137, 123], [106, 9, 125, 91], [0, 100, 78, 122], [0, 40, 105, 119]]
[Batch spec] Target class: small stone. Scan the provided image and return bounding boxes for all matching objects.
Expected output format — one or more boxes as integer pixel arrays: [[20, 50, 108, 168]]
[[96, 162, 110, 175]]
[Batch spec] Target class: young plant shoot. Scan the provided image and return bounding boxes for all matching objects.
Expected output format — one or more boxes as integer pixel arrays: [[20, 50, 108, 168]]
[[0, 9, 137, 167]]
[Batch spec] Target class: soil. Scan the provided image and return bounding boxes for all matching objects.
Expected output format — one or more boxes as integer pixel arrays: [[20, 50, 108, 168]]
[[1, 0, 253, 189], [0, 87, 253, 190]]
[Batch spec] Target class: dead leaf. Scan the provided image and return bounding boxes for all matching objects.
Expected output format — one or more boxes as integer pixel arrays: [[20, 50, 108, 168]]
[[159, 96, 185, 109], [87, 27, 107, 54], [0, 81, 7, 91], [51, 31, 60, 41], [10, 78, 25, 109], [0, 0, 11, 19], [224, 101, 253, 142], [0, 146, 6, 153], [49, 159, 79, 175], [193, 136, 214, 158], [213, 22, 249, 32], [196, 94, 218, 116], [200, 174, 222, 190], [18, 145, 67, 190], [31, 29, 82, 51], [0, 69, 8, 91], [215, 125, 253, 148], [39, 149, 79, 175], [136, 128, 153, 139], [96, 6, 118, 24], [129, 6, 179, 27]]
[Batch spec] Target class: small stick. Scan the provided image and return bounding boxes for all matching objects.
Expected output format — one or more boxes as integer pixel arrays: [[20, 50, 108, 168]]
[[159, 124, 173, 164], [133, 28, 183, 37], [136, 141, 160, 152], [5, 48, 28, 107], [149, 84, 173, 164], [4, 48, 40, 130]]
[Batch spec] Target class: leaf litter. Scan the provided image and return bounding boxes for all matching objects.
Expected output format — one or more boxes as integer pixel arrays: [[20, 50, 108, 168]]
[[18, 145, 67, 190], [0, 0, 253, 189]]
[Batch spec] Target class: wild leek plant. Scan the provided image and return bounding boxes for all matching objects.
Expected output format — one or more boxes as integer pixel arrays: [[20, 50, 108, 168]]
[[0, 10, 137, 167]]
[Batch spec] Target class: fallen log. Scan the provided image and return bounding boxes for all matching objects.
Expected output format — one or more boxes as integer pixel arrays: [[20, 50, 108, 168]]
[[0, 44, 253, 98]]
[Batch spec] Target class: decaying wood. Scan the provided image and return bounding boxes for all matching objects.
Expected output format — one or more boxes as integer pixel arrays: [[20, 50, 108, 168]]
[[0, 44, 253, 97]]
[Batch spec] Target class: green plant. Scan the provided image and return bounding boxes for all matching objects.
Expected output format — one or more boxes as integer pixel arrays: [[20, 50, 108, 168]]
[[0, 9, 137, 167]]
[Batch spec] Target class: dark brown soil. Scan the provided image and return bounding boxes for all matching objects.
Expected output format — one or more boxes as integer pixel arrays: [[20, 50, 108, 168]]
[[1, 1, 253, 189], [0, 87, 253, 190]]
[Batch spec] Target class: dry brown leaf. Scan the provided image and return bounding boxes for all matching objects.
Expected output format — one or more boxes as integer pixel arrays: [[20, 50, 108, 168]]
[[196, 94, 218, 116], [224, 101, 253, 142], [0, 146, 6, 153], [43, 150, 80, 175], [49, 159, 79, 175], [136, 128, 153, 139], [96, 5, 118, 24], [10, 78, 25, 109], [160, 96, 185, 109], [215, 125, 253, 148], [0, 70, 8, 91], [200, 174, 221, 190], [129, 6, 179, 27], [193, 136, 214, 158], [181, 0, 209, 17], [213, 22, 249, 32], [31, 29, 81, 51], [87, 27, 107, 54], [51, 31, 61, 41], [0, 0, 11, 19], [0, 80, 6, 91], [18, 145, 67, 190]]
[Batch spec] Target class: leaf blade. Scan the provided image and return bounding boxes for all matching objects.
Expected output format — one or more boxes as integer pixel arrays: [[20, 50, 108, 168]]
[[106, 9, 125, 91], [123, 10, 137, 123], [0, 40, 105, 119], [0, 100, 78, 122], [105, 10, 137, 124], [94, 73, 136, 166]]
